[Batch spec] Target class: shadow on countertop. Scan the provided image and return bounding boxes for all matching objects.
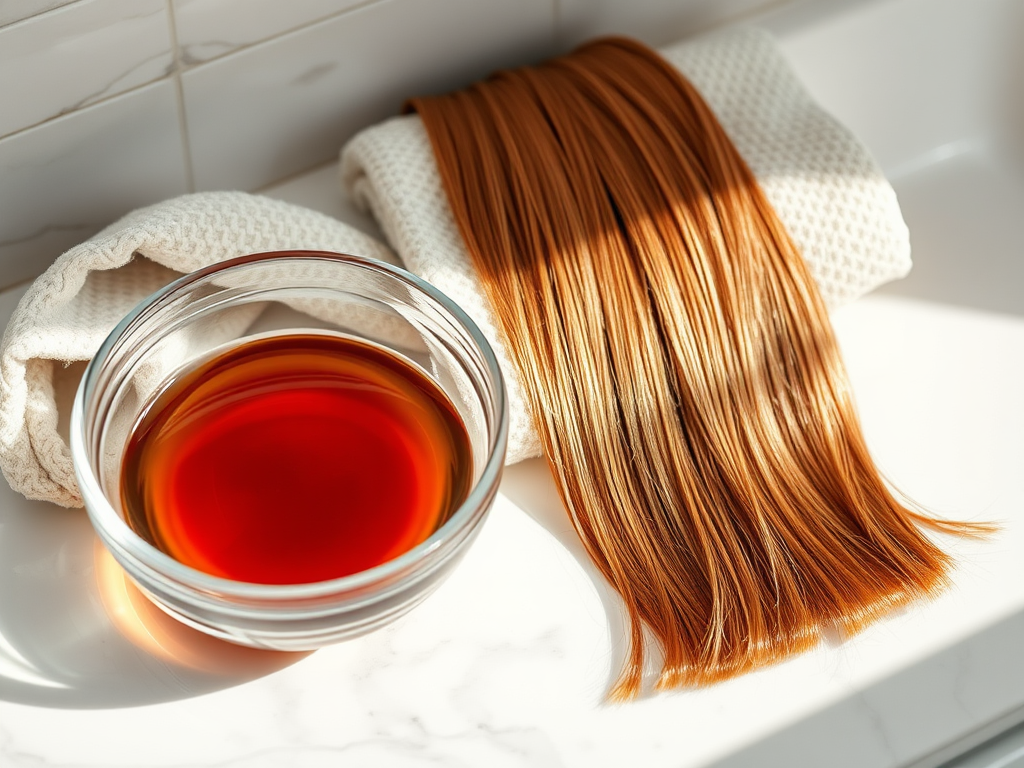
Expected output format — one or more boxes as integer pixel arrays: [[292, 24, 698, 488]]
[[500, 457, 669, 701], [0, 480, 306, 709]]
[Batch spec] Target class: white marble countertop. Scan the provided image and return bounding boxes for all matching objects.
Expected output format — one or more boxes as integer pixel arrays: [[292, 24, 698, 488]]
[[2, 0, 1024, 764], [0, 168, 1018, 768]]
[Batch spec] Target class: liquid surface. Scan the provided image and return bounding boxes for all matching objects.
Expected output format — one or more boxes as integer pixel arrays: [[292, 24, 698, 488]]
[[121, 333, 472, 584]]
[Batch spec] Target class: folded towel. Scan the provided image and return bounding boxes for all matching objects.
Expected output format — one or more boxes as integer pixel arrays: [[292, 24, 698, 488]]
[[1, 27, 911, 508], [340, 26, 912, 464], [0, 192, 398, 507]]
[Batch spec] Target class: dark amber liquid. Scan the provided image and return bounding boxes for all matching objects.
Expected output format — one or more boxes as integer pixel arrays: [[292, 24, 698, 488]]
[[121, 333, 472, 584]]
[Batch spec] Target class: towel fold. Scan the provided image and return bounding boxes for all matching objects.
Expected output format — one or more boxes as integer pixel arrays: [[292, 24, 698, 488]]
[[0, 192, 398, 507], [1, 27, 912, 508], [340, 26, 912, 464]]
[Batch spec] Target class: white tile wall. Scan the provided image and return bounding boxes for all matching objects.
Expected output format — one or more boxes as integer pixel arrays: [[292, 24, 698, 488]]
[[183, 0, 555, 191], [0, 0, 77, 28], [172, 0, 367, 65], [0, 0, 173, 138], [0, 80, 188, 288], [558, 0, 791, 47], [0, 0, 786, 290]]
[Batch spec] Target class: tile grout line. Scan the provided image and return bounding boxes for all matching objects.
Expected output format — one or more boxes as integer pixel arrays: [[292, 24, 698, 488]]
[[165, 0, 195, 192], [0, 0, 84, 33], [175, 0, 387, 73], [0, 0, 391, 146], [0, 0, 169, 143]]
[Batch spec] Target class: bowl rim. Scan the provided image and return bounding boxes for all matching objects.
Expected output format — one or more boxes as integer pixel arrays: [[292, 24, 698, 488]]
[[70, 249, 508, 601]]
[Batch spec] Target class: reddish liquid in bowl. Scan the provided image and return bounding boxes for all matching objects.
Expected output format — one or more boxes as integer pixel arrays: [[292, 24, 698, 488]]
[[121, 334, 472, 584]]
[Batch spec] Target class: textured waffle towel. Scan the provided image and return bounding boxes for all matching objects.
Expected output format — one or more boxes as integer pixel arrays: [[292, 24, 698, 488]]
[[340, 26, 912, 464], [1, 28, 911, 508], [0, 192, 397, 507]]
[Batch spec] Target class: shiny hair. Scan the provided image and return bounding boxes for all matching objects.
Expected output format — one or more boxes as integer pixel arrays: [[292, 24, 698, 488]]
[[408, 37, 986, 699]]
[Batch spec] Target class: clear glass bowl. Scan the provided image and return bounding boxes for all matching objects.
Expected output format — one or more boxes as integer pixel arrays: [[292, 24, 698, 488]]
[[70, 251, 508, 650]]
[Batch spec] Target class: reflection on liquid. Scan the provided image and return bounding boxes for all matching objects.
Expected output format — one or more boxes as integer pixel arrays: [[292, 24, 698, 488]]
[[0, 477, 307, 708]]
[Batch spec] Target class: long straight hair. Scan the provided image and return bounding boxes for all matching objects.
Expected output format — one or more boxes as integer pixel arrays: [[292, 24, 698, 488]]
[[409, 37, 986, 699]]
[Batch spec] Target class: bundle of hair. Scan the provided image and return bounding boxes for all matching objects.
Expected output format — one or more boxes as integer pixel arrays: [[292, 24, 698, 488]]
[[408, 37, 985, 699]]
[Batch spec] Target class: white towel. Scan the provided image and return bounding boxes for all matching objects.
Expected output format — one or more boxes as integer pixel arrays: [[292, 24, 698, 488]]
[[0, 192, 398, 507], [1, 28, 912, 508], [340, 26, 912, 464]]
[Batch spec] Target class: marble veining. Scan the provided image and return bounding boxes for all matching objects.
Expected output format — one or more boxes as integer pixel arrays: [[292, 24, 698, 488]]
[[1, 0, 1024, 766], [0, 0, 76, 28], [181, 0, 556, 192], [0, 79, 188, 290], [172, 0, 372, 66], [0, 0, 173, 139]]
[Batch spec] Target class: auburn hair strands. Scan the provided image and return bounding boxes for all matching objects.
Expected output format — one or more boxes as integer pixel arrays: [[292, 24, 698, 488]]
[[407, 37, 989, 700]]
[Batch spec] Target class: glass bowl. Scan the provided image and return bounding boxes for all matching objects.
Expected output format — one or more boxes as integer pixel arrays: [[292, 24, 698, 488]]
[[70, 251, 507, 650]]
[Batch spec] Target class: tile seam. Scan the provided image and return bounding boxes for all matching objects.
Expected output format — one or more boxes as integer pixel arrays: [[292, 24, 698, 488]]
[[165, 0, 195, 192]]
